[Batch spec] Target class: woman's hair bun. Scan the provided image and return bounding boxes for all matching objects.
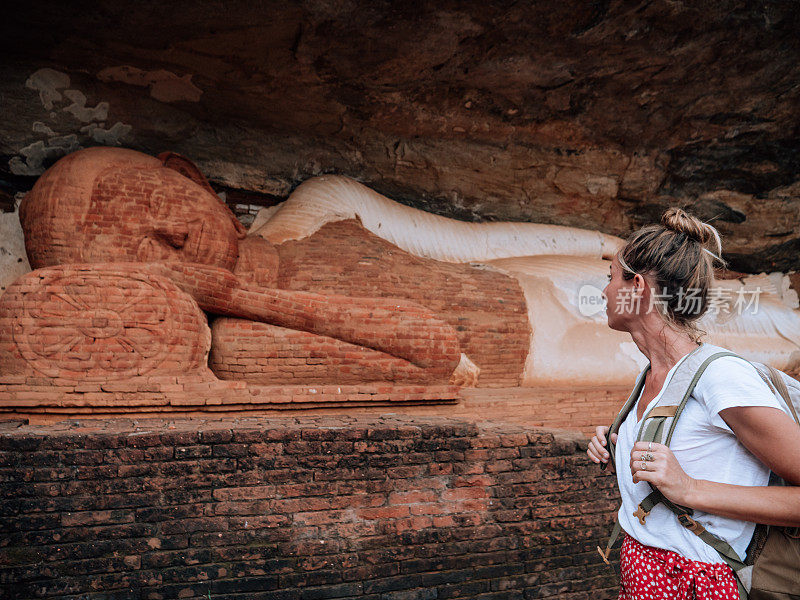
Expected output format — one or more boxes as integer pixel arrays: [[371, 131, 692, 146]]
[[661, 207, 723, 257], [661, 207, 707, 242]]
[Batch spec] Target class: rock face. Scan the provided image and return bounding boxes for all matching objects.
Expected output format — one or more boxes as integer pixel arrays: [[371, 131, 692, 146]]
[[1, 0, 799, 272]]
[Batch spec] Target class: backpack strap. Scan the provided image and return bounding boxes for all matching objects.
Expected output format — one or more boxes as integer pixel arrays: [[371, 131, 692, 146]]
[[596, 368, 648, 565], [635, 348, 751, 599], [601, 366, 649, 473], [757, 365, 800, 425], [631, 349, 739, 522], [639, 348, 738, 446], [597, 346, 738, 566]]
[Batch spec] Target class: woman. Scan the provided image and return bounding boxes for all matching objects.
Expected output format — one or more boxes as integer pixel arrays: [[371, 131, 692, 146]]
[[587, 208, 800, 599]]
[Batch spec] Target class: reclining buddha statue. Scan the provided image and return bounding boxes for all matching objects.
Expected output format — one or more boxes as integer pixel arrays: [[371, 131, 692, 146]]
[[1, 146, 798, 390]]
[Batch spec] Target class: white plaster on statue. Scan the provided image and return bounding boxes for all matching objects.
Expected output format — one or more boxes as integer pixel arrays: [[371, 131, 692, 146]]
[[779, 274, 800, 309], [490, 257, 800, 381], [32, 122, 57, 136], [11, 69, 132, 175], [80, 122, 134, 145], [97, 66, 203, 103], [485, 255, 644, 386], [248, 204, 283, 233], [25, 68, 70, 110], [9, 136, 82, 176], [62, 89, 110, 123], [0, 200, 32, 297], [487, 257, 800, 383], [699, 277, 800, 372], [251, 175, 624, 262], [742, 272, 800, 309]]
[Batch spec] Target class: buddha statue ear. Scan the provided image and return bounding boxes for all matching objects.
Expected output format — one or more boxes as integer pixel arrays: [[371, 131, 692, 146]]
[[157, 151, 247, 239]]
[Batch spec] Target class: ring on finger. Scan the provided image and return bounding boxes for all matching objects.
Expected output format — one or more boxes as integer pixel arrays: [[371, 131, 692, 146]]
[[642, 452, 653, 462], [640, 460, 648, 471], [648, 442, 653, 452]]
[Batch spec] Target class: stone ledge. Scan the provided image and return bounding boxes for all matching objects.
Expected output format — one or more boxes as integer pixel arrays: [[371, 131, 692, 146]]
[[0, 413, 573, 440], [0, 378, 461, 423]]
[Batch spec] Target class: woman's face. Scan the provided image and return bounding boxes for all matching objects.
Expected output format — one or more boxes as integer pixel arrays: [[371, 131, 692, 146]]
[[603, 255, 640, 332]]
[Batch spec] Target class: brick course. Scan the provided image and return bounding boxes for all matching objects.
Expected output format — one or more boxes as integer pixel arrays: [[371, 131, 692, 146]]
[[0, 416, 620, 600]]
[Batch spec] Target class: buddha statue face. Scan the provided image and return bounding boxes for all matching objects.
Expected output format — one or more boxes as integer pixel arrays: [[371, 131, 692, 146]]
[[80, 166, 241, 270], [21, 148, 244, 272]]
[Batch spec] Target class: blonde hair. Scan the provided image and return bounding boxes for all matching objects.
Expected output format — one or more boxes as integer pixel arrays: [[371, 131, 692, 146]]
[[618, 207, 725, 339]]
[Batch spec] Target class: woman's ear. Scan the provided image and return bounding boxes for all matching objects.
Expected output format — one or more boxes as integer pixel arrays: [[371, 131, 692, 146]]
[[632, 273, 647, 297]]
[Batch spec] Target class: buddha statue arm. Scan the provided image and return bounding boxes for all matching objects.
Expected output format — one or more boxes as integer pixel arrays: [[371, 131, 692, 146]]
[[147, 262, 461, 371]]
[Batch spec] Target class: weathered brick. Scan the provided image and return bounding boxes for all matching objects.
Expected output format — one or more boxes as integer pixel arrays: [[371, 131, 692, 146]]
[[0, 417, 619, 599]]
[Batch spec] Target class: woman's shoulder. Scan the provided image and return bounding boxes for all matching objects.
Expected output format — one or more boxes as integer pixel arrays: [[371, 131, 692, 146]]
[[693, 345, 782, 413], [700, 345, 760, 379]]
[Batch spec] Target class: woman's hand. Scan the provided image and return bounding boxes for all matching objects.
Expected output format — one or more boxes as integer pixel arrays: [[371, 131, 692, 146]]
[[588, 426, 618, 472], [630, 441, 697, 505]]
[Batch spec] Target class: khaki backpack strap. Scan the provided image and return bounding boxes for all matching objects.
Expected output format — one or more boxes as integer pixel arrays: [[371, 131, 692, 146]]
[[640, 418, 667, 446], [764, 365, 800, 425], [632, 490, 662, 525], [637, 406, 680, 446], [674, 508, 748, 599], [601, 366, 649, 473], [674, 508, 748, 600], [597, 519, 623, 565], [632, 348, 749, 598], [633, 345, 728, 444], [633, 489, 694, 526], [647, 406, 678, 418], [637, 490, 747, 572], [633, 350, 739, 520], [628, 349, 745, 534], [662, 351, 739, 445], [596, 369, 649, 571]]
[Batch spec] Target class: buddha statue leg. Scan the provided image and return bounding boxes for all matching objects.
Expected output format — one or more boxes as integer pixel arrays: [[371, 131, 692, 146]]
[[209, 318, 455, 384]]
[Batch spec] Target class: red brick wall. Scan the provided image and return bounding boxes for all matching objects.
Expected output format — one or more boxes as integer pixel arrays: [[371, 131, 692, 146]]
[[0, 416, 620, 599]]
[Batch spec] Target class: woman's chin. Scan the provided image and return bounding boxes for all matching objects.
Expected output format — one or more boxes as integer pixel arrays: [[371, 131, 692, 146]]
[[605, 314, 628, 332]]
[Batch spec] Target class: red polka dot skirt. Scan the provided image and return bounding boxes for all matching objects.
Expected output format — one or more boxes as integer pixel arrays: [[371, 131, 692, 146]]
[[619, 535, 740, 600]]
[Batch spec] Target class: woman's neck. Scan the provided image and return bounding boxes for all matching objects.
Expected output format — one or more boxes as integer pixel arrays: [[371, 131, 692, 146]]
[[629, 317, 700, 376]]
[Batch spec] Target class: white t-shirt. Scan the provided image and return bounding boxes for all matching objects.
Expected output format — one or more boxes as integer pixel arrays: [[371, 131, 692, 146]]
[[615, 344, 784, 564]]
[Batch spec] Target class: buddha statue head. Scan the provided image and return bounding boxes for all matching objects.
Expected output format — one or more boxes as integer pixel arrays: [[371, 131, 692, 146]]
[[20, 147, 247, 272]]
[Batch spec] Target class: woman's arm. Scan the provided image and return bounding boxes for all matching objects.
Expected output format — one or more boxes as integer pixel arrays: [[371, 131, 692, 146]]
[[630, 406, 800, 526], [720, 405, 800, 485]]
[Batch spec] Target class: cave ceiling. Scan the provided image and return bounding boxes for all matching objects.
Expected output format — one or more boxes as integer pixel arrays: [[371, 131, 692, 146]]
[[1, 0, 799, 272]]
